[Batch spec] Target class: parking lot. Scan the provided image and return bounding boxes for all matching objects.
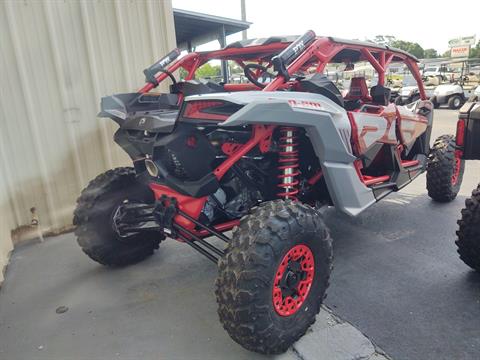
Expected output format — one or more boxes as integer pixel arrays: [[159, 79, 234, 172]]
[[0, 109, 479, 360]]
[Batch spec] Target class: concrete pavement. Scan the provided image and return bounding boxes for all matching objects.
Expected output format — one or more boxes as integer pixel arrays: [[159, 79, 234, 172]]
[[0, 231, 389, 360]]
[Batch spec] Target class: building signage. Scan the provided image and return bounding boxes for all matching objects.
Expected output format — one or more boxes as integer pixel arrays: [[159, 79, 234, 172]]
[[451, 46, 470, 58], [448, 35, 476, 48]]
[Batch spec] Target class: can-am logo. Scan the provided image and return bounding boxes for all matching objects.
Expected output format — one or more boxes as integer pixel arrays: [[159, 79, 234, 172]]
[[288, 99, 322, 110]]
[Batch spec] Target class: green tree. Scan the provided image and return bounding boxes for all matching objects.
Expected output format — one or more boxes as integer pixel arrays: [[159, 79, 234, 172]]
[[195, 63, 221, 79], [230, 62, 243, 75], [372, 35, 396, 45], [469, 41, 480, 58], [390, 40, 425, 59], [179, 67, 188, 80], [424, 48, 439, 58]]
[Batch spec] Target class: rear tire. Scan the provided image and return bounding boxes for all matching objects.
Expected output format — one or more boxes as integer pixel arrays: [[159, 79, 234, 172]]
[[73, 167, 162, 266], [426, 135, 465, 202], [431, 96, 440, 109], [215, 200, 333, 354], [456, 184, 480, 272], [448, 95, 463, 110]]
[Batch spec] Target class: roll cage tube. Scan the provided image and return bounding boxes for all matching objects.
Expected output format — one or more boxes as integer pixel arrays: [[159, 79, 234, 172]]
[[264, 36, 426, 98], [138, 35, 426, 100], [139, 52, 200, 94], [138, 42, 291, 94], [405, 58, 427, 100]]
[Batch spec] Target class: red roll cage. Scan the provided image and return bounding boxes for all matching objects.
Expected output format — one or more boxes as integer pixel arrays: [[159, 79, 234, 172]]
[[138, 36, 426, 100]]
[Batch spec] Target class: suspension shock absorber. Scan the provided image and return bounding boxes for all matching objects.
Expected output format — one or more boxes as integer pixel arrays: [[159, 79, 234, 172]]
[[277, 127, 300, 200]]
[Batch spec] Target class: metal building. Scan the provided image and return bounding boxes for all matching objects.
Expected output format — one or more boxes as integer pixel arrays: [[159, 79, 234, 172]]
[[0, 0, 176, 282]]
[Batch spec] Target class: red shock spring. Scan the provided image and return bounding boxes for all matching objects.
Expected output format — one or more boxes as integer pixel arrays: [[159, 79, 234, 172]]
[[277, 127, 300, 200]]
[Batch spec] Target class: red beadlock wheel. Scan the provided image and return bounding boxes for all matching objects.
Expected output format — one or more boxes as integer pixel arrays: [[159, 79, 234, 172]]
[[216, 200, 332, 354], [451, 151, 462, 185], [272, 244, 315, 316]]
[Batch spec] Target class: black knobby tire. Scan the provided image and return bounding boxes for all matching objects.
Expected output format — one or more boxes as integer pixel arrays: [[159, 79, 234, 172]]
[[448, 95, 463, 110], [73, 167, 162, 266], [456, 184, 480, 272], [215, 200, 333, 354], [426, 135, 465, 202]]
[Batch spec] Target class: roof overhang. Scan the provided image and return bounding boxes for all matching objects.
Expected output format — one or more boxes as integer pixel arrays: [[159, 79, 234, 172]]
[[173, 9, 251, 50]]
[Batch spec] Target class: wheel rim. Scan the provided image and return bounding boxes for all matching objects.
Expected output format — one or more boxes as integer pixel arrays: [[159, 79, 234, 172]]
[[452, 151, 462, 185], [454, 98, 460, 108], [272, 244, 315, 316]]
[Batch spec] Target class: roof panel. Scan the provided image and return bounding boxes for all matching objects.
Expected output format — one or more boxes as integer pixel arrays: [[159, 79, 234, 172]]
[[214, 34, 419, 62], [173, 8, 250, 46]]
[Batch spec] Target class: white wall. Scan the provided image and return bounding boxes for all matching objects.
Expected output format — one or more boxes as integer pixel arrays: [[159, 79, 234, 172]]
[[0, 0, 176, 282], [0, 168, 15, 283]]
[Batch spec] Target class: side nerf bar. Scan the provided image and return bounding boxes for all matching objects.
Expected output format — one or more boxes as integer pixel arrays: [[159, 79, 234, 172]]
[[272, 30, 316, 80], [143, 48, 181, 86]]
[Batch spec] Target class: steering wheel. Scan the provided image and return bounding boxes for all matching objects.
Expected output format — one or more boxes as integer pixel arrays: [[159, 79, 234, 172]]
[[244, 63, 275, 88]]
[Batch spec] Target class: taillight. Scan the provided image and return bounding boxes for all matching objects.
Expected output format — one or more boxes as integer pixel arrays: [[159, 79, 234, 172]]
[[456, 117, 466, 147], [183, 101, 229, 121], [186, 135, 197, 148]]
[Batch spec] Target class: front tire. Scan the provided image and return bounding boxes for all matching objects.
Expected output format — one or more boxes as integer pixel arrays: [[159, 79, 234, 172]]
[[448, 95, 463, 109], [456, 184, 480, 272], [73, 167, 162, 266], [215, 200, 333, 354], [426, 135, 465, 202]]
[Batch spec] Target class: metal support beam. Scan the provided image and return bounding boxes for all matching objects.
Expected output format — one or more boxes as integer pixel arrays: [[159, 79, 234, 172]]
[[177, 209, 230, 242], [218, 25, 229, 83], [173, 224, 223, 264], [177, 232, 219, 263], [241, 0, 247, 40]]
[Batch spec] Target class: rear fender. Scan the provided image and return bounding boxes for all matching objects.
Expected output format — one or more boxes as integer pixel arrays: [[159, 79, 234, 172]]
[[205, 91, 376, 216]]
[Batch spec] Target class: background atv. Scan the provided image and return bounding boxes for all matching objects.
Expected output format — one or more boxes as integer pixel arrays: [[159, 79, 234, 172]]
[[74, 31, 464, 354], [455, 95, 480, 271]]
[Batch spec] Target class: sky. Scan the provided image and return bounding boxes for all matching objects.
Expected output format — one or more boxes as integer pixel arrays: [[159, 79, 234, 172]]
[[172, 0, 479, 54]]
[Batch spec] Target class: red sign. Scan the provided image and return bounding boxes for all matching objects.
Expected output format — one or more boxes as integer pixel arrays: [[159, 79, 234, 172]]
[[451, 46, 470, 58]]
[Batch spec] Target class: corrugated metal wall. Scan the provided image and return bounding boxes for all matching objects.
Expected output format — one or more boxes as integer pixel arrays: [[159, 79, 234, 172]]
[[0, 0, 176, 282]]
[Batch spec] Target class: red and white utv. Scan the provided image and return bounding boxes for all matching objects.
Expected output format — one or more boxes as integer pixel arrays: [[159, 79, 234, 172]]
[[73, 31, 464, 353]]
